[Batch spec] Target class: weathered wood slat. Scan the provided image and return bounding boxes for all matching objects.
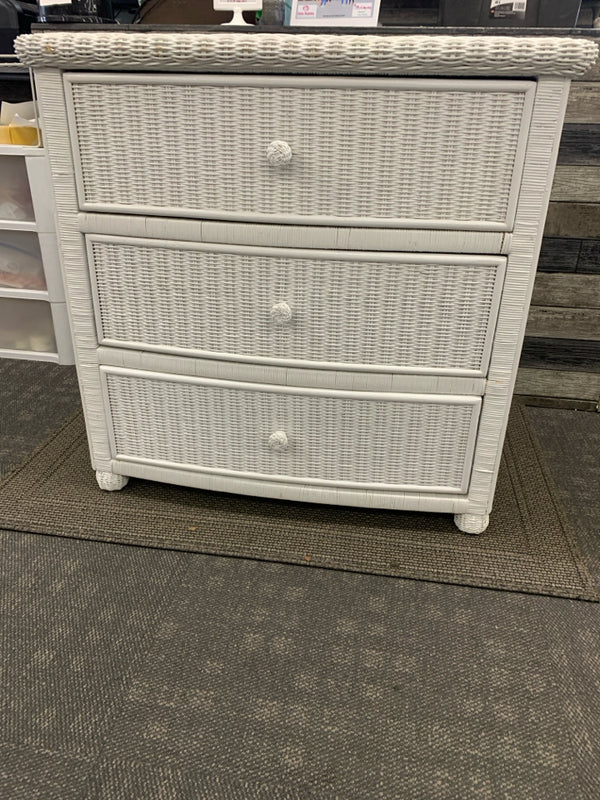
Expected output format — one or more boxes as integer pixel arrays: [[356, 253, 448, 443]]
[[513, 394, 598, 411], [538, 237, 581, 272], [537, 238, 599, 274], [526, 306, 600, 340], [520, 336, 600, 371], [534, 32, 600, 403], [578, 239, 600, 273], [531, 273, 600, 307], [557, 124, 600, 165], [515, 368, 600, 401], [550, 166, 600, 202], [544, 203, 600, 238], [565, 83, 600, 124]]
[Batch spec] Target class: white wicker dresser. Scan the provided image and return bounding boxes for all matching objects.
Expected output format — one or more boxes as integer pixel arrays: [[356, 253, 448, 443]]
[[16, 31, 597, 533]]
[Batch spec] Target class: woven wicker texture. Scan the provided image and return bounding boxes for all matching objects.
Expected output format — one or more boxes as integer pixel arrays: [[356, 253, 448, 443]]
[[15, 32, 598, 77], [465, 78, 572, 518], [90, 240, 503, 373], [69, 79, 527, 226], [105, 372, 478, 492]]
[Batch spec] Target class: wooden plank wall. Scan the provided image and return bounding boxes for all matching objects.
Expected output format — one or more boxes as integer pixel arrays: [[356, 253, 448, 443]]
[[517, 31, 600, 409]]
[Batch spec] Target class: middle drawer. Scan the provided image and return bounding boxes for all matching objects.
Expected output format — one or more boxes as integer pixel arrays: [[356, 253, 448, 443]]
[[87, 235, 506, 377]]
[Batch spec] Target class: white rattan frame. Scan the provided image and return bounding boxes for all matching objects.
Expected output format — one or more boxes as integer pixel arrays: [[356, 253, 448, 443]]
[[25, 32, 597, 533], [78, 213, 512, 255], [97, 346, 488, 396], [15, 32, 598, 77]]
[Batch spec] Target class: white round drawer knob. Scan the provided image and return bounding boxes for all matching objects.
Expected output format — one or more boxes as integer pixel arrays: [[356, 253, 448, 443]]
[[270, 301, 293, 325], [268, 430, 289, 452], [266, 140, 293, 166]]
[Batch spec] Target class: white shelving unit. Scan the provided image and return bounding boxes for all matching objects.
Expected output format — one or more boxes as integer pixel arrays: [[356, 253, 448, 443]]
[[0, 142, 73, 363]]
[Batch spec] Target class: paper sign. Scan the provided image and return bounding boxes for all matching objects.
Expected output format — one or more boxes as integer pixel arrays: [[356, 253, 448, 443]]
[[214, 0, 262, 24], [286, 0, 381, 26], [214, 0, 262, 11]]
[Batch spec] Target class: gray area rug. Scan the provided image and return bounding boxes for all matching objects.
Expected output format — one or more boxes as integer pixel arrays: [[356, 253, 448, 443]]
[[0, 403, 596, 600]]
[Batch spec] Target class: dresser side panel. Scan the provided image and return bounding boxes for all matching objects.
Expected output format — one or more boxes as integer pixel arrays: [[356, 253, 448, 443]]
[[467, 77, 571, 515], [34, 68, 112, 470]]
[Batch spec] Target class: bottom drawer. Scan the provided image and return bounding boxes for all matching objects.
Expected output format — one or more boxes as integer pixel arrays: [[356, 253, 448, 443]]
[[101, 367, 481, 494]]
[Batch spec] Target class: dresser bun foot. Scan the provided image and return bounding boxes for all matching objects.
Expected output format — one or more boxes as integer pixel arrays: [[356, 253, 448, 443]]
[[96, 471, 129, 491], [454, 513, 490, 535]]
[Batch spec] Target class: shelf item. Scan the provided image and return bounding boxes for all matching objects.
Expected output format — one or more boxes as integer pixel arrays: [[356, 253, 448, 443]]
[[0, 296, 56, 352], [0, 125, 39, 145], [440, 0, 583, 28], [0, 153, 34, 222], [0, 133, 73, 361], [0, 229, 46, 289], [17, 30, 598, 533], [0, 100, 40, 146]]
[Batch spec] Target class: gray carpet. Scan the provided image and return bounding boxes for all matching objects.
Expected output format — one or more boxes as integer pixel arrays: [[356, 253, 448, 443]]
[[1, 359, 600, 799], [0, 358, 82, 480]]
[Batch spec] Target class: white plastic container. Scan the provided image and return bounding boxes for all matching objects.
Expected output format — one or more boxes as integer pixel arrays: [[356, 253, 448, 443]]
[[0, 297, 56, 352], [0, 230, 46, 290], [0, 155, 35, 221]]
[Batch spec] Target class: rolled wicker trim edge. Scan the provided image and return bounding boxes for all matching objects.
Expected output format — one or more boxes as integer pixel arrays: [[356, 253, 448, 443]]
[[15, 32, 599, 77]]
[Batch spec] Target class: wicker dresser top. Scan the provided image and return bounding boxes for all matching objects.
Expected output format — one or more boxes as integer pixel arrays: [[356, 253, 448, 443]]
[[15, 31, 598, 76]]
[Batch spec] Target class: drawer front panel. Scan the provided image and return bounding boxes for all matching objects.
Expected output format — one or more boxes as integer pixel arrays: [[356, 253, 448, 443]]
[[89, 236, 506, 376], [102, 368, 481, 493], [66, 74, 534, 229]]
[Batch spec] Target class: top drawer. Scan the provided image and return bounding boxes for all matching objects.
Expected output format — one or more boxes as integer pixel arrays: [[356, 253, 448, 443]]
[[64, 74, 535, 231]]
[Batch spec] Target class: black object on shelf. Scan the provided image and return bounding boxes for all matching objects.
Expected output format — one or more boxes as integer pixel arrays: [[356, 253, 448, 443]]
[[37, 0, 115, 23], [440, 0, 582, 28], [0, 54, 33, 103], [0, 0, 38, 52]]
